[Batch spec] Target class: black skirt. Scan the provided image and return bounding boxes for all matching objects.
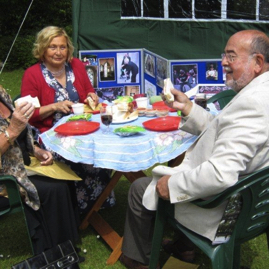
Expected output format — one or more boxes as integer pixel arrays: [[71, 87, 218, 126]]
[[24, 176, 80, 255]]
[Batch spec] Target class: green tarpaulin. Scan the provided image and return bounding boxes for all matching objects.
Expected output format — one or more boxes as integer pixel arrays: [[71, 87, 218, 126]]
[[72, 0, 269, 59]]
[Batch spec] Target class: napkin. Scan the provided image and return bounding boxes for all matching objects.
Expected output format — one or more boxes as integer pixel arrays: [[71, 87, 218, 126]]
[[25, 156, 82, 181], [142, 165, 178, 210]]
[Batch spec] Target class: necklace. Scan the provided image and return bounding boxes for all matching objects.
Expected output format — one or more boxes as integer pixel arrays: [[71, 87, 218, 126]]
[[45, 64, 65, 77]]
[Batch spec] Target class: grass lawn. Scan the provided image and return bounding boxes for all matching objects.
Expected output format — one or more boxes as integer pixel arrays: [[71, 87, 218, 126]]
[[0, 69, 269, 268]]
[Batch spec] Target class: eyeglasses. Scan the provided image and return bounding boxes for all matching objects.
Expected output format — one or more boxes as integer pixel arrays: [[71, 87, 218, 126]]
[[221, 52, 258, 63], [221, 53, 237, 63]]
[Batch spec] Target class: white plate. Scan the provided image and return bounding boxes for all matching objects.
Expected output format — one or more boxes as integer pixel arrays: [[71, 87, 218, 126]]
[[112, 115, 138, 124]]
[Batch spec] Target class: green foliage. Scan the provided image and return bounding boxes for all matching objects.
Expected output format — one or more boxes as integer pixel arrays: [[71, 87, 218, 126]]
[[0, 0, 72, 71], [1, 35, 37, 71]]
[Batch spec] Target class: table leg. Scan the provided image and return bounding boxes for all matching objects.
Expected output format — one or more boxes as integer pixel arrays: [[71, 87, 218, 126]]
[[80, 170, 146, 265], [79, 171, 122, 230], [88, 211, 123, 265]]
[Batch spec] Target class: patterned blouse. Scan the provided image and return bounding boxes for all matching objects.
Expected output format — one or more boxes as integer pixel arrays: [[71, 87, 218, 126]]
[[40, 63, 79, 125], [0, 85, 40, 210]]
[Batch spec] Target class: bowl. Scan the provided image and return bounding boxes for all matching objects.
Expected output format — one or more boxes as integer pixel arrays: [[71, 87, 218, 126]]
[[155, 108, 169, 117], [137, 107, 146, 116], [145, 109, 156, 117]]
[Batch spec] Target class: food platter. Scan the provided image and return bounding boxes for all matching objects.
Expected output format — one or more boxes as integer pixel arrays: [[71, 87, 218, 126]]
[[54, 121, 100, 135], [112, 115, 138, 124], [142, 116, 181, 131]]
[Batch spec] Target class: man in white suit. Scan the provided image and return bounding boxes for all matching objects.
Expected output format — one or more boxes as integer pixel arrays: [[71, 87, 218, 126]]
[[120, 29, 269, 269]]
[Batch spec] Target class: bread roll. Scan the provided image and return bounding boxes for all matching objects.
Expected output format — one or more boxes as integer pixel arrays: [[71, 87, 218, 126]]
[[163, 78, 174, 103]]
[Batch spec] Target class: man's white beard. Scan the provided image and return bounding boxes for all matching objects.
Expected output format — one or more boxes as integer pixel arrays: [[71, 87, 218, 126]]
[[225, 62, 253, 92]]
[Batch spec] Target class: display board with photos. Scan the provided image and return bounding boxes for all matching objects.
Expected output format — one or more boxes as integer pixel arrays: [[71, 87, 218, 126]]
[[143, 49, 169, 99], [79, 49, 229, 102], [169, 59, 228, 96], [79, 49, 143, 103]]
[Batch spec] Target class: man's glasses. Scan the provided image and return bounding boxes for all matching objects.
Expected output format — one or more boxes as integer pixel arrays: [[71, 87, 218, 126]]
[[221, 53, 237, 63], [221, 52, 257, 63]]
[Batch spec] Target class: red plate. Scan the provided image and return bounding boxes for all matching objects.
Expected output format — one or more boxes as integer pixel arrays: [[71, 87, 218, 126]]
[[152, 101, 177, 112], [143, 116, 181, 132], [55, 121, 100, 135]]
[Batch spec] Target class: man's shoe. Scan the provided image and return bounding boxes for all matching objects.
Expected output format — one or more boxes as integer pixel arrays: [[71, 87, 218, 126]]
[[162, 239, 195, 263], [119, 254, 160, 269]]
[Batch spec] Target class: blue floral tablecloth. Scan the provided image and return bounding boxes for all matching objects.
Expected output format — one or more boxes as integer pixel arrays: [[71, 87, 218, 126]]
[[40, 112, 197, 172]]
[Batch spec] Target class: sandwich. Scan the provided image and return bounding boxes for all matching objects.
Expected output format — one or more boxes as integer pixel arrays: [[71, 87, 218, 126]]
[[116, 102, 134, 113], [163, 78, 174, 103], [15, 95, 40, 108], [87, 96, 96, 110]]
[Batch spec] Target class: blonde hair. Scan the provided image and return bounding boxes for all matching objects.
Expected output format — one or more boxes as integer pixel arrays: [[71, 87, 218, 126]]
[[32, 26, 74, 62]]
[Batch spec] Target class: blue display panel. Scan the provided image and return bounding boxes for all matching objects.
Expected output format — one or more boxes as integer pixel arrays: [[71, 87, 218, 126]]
[[79, 49, 143, 101]]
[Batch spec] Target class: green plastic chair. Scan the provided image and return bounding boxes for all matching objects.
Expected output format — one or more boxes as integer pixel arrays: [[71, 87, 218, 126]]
[[0, 175, 34, 253], [207, 90, 237, 110], [149, 166, 269, 269]]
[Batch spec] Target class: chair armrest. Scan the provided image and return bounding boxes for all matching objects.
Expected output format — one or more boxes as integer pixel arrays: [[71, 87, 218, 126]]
[[191, 167, 269, 209]]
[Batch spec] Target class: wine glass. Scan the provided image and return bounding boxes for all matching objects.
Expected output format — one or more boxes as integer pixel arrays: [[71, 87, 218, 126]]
[[100, 105, 113, 133]]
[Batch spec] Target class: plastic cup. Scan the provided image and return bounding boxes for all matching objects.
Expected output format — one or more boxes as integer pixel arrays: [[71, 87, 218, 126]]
[[72, 103, 84, 115], [194, 94, 207, 109], [135, 97, 148, 108]]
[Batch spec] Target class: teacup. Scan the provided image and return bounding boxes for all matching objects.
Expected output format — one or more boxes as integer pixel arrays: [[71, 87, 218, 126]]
[[135, 97, 148, 108], [72, 103, 84, 115]]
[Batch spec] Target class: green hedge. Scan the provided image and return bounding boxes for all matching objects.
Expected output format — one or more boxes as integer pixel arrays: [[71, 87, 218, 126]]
[[1, 25, 73, 71], [0, 35, 37, 71]]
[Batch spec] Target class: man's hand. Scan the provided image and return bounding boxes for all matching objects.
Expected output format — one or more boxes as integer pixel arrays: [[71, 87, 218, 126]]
[[156, 175, 171, 200], [162, 88, 193, 116]]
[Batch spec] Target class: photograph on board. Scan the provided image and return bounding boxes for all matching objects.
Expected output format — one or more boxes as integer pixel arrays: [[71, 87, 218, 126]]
[[85, 65, 98, 88], [117, 52, 140, 84], [125, 85, 140, 97], [98, 58, 115, 82], [144, 52, 155, 78], [206, 62, 218, 81], [145, 79, 157, 98], [172, 64, 198, 93], [156, 57, 168, 88], [95, 87, 124, 102]]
